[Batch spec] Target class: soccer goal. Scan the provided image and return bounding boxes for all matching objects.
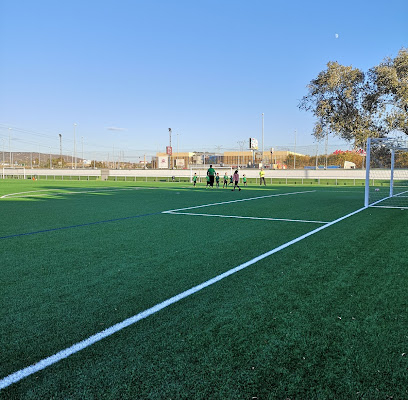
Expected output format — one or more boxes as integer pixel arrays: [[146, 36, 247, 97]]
[[1, 167, 27, 179], [364, 137, 408, 209]]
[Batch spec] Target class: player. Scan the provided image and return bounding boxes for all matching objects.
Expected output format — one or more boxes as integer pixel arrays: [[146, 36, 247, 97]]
[[207, 164, 216, 188], [259, 168, 266, 186], [215, 173, 220, 188], [243, 174, 247, 186], [223, 172, 229, 188], [231, 170, 241, 191], [193, 173, 198, 187]]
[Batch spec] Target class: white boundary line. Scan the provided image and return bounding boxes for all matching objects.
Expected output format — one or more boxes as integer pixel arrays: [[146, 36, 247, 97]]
[[0, 203, 368, 390], [165, 190, 316, 213], [370, 205, 408, 209], [165, 211, 329, 224]]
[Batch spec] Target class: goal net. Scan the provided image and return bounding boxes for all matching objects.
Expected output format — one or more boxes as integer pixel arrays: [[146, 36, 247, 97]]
[[365, 137, 408, 209]]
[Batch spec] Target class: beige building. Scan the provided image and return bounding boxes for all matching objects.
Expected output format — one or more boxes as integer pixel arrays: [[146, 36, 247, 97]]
[[154, 150, 305, 169], [153, 152, 195, 169]]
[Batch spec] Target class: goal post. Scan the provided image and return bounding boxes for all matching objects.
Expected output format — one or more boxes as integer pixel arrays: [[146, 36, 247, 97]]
[[364, 137, 408, 209], [1, 167, 26, 179]]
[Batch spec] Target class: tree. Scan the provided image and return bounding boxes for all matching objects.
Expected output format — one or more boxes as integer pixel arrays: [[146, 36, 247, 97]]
[[299, 48, 408, 147], [365, 48, 408, 135]]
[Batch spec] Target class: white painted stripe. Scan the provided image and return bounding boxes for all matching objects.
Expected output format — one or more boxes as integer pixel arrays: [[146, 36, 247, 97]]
[[165, 190, 316, 213], [0, 203, 367, 390], [165, 211, 329, 224], [370, 205, 408, 209]]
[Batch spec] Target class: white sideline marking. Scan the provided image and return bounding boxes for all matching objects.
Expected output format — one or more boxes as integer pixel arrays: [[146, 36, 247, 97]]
[[165, 190, 316, 213], [370, 206, 408, 209], [0, 203, 368, 390], [165, 211, 329, 224], [0, 187, 151, 199]]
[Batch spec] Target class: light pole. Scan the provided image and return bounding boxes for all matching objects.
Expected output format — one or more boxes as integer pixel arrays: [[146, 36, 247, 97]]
[[81, 137, 84, 168], [59, 134, 62, 168], [9, 128, 12, 166], [262, 113, 264, 166], [168, 128, 172, 169], [294, 130, 297, 169], [73, 123, 77, 169]]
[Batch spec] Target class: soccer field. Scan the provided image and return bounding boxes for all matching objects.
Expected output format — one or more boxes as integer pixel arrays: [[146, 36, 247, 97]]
[[1, 179, 407, 399]]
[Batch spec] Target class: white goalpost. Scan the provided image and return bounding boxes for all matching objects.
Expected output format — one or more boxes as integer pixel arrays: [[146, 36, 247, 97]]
[[364, 137, 408, 209]]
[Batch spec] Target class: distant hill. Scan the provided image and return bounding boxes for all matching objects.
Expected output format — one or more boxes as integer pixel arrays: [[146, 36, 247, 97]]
[[1, 152, 82, 166]]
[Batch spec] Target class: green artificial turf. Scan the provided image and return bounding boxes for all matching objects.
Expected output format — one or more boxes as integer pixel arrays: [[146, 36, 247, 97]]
[[1, 179, 407, 399]]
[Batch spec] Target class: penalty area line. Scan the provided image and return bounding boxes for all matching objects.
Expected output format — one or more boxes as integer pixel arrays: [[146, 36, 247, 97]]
[[164, 190, 316, 213], [0, 204, 367, 390], [165, 211, 329, 224]]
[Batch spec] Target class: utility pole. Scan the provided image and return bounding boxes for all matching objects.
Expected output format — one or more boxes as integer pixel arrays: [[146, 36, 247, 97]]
[[168, 128, 172, 169], [73, 123, 77, 169], [59, 134, 62, 168], [262, 113, 264, 166], [294, 130, 297, 169], [81, 137, 84, 168], [9, 128, 12, 166]]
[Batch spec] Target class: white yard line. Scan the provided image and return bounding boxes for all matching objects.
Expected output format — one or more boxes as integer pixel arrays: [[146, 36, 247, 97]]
[[165, 190, 316, 213], [0, 202, 367, 390], [165, 211, 329, 224]]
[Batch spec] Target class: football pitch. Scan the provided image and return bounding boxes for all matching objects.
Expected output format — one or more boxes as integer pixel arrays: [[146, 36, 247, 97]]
[[1, 179, 407, 399]]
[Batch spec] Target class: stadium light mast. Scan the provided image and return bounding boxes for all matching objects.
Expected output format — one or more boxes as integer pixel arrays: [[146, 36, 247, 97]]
[[262, 113, 264, 166], [168, 128, 172, 169], [294, 130, 297, 169], [73, 123, 77, 169], [8, 127, 12, 166], [59, 133, 62, 168]]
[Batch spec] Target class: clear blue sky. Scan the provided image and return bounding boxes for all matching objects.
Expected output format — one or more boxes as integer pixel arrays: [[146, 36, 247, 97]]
[[0, 0, 407, 160]]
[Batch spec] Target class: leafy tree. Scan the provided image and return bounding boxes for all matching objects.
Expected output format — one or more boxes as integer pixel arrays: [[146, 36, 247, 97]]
[[365, 48, 408, 135], [299, 48, 408, 147]]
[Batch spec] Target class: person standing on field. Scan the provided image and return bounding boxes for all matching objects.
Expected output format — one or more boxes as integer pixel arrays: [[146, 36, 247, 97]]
[[223, 172, 229, 188], [215, 173, 220, 188], [193, 173, 198, 187], [231, 170, 241, 191], [243, 174, 247, 186], [259, 168, 266, 186], [207, 164, 216, 188]]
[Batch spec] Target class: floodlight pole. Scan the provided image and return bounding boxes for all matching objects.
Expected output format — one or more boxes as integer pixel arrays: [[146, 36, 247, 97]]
[[9, 128, 12, 166], [262, 113, 264, 166], [73, 123, 77, 169], [59, 134, 62, 168], [168, 128, 172, 169]]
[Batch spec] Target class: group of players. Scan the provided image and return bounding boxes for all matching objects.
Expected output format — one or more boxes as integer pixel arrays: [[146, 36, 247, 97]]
[[192, 165, 267, 191]]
